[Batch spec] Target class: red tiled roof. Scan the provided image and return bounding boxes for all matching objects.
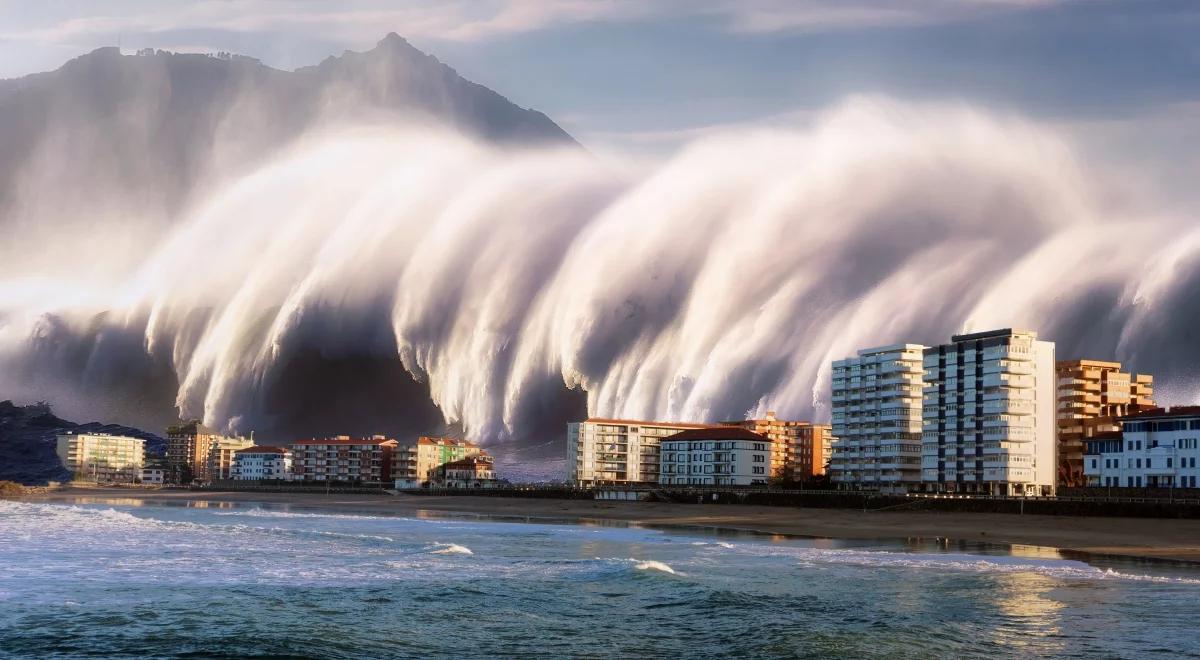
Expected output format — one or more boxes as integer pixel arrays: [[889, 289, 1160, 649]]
[[582, 418, 716, 429], [416, 436, 477, 447], [662, 427, 772, 442], [292, 437, 398, 446], [234, 445, 289, 454], [443, 456, 494, 470]]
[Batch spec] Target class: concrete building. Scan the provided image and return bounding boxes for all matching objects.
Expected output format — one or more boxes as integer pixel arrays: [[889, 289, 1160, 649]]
[[922, 329, 1057, 496], [436, 455, 499, 488], [206, 436, 256, 481], [165, 421, 251, 483], [392, 437, 484, 487], [140, 456, 167, 485], [828, 344, 926, 493], [568, 418, 712, 486], [232, 446, 293, 481], [1056, 359, 1154, 487], [1084, 407, 1200, 489], [290, 436, 397, 483], [659, 427, 773, 486], [56, 432, 145, 484], [725, 413, 833, 482]]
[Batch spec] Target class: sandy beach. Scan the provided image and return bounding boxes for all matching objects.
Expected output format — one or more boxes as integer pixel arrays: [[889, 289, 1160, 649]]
[[14, 486, 1200, 563]]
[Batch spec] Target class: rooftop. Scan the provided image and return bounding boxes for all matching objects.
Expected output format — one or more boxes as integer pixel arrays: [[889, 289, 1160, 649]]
[[662, 427, 771, 442], [292, 436, 398, 446], [234, 445, 289, 454], [581, 417, 715, 429], [1122, 406, 1200, 421]]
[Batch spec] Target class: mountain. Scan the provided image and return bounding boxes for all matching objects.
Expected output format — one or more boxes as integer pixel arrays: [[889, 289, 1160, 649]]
[[0, 33, 575, 234], [0, 400, 165, 486]]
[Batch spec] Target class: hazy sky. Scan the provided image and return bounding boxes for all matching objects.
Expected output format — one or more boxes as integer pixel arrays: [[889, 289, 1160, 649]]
[[1, 0, 1198, 155]]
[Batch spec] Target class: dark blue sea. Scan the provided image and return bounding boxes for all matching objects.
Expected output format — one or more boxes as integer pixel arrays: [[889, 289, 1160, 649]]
[[2, 499, 1198, 658]]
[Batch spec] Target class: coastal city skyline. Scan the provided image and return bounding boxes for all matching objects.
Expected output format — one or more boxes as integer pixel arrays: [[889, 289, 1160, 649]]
[[3, 3, 1200, 657]]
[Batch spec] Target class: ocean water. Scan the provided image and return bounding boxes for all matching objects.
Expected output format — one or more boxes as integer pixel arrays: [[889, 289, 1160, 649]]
[[1, 500, 1199, 658]]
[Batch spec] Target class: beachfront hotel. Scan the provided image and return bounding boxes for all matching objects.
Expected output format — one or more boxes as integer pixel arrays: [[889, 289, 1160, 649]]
[[828, 344, 926, 493], [1056, 360, 1155, 487], [568, 418, 711, 486], [392, 436, 485, 488], [658, 427, 774, 486], [725, 413, 833, 482], [1084, 407, 1200, 489], [290, 436, 398, 483], [922, 329, 1057, 496], [165, 421, 252, 483], [231, 446, 293, 481], [55, 432, 145, 484]]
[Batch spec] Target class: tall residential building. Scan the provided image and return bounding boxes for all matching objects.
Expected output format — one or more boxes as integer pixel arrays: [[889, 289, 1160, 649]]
[[725, 413, 832, 482], [165, 421, 251, 483], [828, 344, 926, 493], [206, 436, 256, 481], [393, 437, 485, 487], [290, 436, 398, 482], [659, 427, 773, 486], [1056, 359, 1154, 487], [232, 446, 293, 481], [568, 418, 712, 486], [56, 432, 145, 484], [921, 329, 1056, 496], [1083, 407, 1200, 489]]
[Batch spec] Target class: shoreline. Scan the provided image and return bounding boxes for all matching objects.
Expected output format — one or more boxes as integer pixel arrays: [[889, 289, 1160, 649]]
[[12, 486, 1200, 564]]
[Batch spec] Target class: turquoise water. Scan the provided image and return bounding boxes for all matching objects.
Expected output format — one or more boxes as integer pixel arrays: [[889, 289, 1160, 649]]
[[1, 500, 1199, 658]]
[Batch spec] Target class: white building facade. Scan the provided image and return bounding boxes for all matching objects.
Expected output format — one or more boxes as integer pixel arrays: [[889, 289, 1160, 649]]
[[568, 419, 709, 486], [659, 428, 773, 486], [231, 446, 293, 480], [1083, 407, 1200, 489], [55, 433, 145, 484], [921, 329, 1057, 496], [829, 344, 926, 493]]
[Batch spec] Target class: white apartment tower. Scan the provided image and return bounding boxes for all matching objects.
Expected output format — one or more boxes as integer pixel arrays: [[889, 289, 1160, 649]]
[[921, 329, 1056, 496], [829, 344, 926, 493]]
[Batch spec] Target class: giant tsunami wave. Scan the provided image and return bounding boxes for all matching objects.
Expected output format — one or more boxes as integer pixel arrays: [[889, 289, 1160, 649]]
[[0, 97, 1196, 455]]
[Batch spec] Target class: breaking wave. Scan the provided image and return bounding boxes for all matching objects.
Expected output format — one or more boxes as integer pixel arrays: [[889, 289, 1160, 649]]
[[431, 543, 474, 555], [1, 96, 1197, 452]]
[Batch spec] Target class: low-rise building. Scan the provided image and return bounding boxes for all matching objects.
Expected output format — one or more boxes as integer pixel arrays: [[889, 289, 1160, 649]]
[[291, 436, 397, 483], [437, 455, 500, 488], [140, 456, 167, 485], [393, 437, 484, 487], [725, 413, 833, 482], [1083, 407, 1200, 489], [659, 427, 773, 486], [206, 436, 256, 481], [232, 446, 293, 481], [568, 418, 712, 486], [1056, 359, 1154, 487], [56, 432, 145, 484]]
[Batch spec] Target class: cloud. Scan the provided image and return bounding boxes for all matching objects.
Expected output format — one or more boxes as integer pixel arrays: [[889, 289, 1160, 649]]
[[714, 0, 1064, 33]]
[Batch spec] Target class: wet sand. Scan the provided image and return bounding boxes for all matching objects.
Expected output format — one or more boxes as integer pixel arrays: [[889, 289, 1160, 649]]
[[15, 486, 1200, 563]]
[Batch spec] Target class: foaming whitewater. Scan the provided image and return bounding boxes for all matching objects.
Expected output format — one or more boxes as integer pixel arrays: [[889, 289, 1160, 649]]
[[0, 96, 1197, 447]]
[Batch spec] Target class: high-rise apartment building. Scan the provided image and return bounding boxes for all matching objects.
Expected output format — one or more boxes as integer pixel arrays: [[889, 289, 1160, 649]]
[[290, 436, 398, 483], [1056, 359, 1154, 487], [165, 421, 251, 483], [56, 432, 145, 484], [568, 418, 711, 486], [921, 329, 1056, 496], [828, 344, 926, 493], [726, 413, 832, 482]]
